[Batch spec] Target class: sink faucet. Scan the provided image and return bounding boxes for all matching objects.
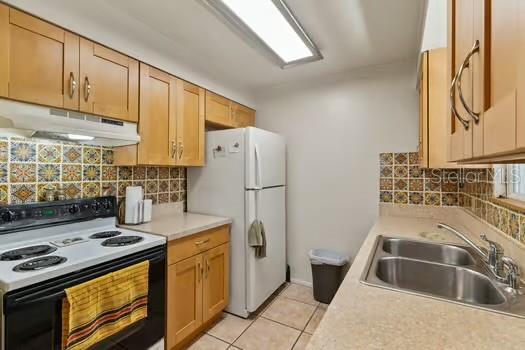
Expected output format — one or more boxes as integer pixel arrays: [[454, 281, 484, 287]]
[[437, 223, 520, 290]]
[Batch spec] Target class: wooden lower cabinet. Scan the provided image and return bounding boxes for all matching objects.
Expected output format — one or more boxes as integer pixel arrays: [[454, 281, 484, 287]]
[[166, 226, 230, 350]]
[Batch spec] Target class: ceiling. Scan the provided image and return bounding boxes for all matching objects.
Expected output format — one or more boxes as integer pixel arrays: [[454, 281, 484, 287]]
[[9, 0, 426, 96]]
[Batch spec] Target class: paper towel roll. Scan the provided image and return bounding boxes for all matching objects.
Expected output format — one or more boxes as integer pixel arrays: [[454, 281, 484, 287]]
[[125, 186, 144, 224]]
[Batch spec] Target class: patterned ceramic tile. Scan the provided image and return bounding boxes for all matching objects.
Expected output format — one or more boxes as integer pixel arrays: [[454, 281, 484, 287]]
[[10, 184, 36, 204], [379, 191, 393, 203], [145, 194, 158, 204], [10, 142, 36, 162], [393, 166, 408, 178], [394, 179, 408, 191], [170, 192, 181, 203], [0, 184, 7, 204], [83, 147, 101, 164], [101, 182, 117, 197], [62, 146, 82, 163], [61, 164, 82, 182], [132, 167, 146, 180], [146, 180, 159, 194], [394, 153, 408, 165], [147, 167, 158, 180], [509, 212, 520, 240], [520, 216, 525, 245], [380, 166, 393, 178], [64, 183, 82, 200], [38, 144, 61, 163], [408, 152, 419, 165], [393, 191, 408, 204], [180, 168, 186, 179], [37, 183, 59, 201], [102, 149, 114, 165], [10, 163, 36, 183], [409, 192, 424, 205], [0, 163, 7, 183], [132, 180, 145, 191], [0, 141, 7, 163], [442, 181, 459, 193], [425, 193, 441, 206], [379, 153, 393, 165], [118, 167, 133, 181], [82, 182, 101, 198], [159, 180, 169, 193], [409, 179, 424, 192], [409, 166, 423, 178], [38, 164, 60, 182], [118, 181, 132, 197], [102, 166, 117, 181], [170, 168, 180, 179], [379, 179, 393, 191], [83, 165, 101, 181], [425, 178, 441, 192], [170, 179, 180, 192], [442, 193, 458, 206], [487, 203, 499, 227], [498, 208, 510, 234], [158, 192, 170, 204], [159, 167, 170, 179]]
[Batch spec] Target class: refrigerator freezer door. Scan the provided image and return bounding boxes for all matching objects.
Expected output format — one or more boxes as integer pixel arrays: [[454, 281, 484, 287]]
[[245, 186, 286, 312], [245, 127, 286, 189]]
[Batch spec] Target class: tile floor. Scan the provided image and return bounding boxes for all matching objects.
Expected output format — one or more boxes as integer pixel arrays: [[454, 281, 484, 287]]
[[187, 283, 327, 350]]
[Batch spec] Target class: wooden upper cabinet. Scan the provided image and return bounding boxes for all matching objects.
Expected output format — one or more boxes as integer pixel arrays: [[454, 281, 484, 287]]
[[419, 51, 429, 168], [205, 91, 232, 127], [167, 254, 203, 350], [0, 5, 79, 108], [79, 38, 138, 122], [232, 102, 256, 128], [177, 81, 205, 166], [202, 243, 230, 323], [137, 63, 177, 166]]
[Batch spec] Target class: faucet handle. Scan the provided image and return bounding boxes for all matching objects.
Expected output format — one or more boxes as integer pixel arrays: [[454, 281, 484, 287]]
[[480, 234, 504, 253], [501, 256, 520, 290]]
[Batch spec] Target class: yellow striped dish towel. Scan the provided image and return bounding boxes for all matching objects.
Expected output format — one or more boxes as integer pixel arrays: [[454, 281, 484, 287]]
[[61, 261, 149, 350]]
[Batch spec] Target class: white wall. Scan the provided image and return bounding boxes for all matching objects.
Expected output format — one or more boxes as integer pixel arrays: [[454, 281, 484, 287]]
[[421, 0, 448, 51], [255, 61, 419, 284], [5, 0, 256, 108]]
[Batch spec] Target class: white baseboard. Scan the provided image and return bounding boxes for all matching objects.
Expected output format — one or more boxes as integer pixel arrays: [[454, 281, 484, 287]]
[[290, 278, 313, 288]]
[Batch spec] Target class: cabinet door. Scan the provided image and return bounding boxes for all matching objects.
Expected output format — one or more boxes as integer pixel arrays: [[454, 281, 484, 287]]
[[79, 38, 138, 122], [167, 255, 203, 350], [205, 91, 232, 127], [0, 6, 79, 108], [137, 63, 177, 165], [176, 80, 205, 166], [483, 0, 518, 155], [232, 102, 256, 128], [419, 51, 429, 168], [202, 243, 230, 323]]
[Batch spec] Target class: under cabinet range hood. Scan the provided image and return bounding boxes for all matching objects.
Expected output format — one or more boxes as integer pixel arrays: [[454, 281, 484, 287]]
[[0, 99, 140, 146]]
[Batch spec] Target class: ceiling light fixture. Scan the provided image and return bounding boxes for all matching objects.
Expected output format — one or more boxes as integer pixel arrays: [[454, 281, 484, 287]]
[[201, 0, 322, 68]]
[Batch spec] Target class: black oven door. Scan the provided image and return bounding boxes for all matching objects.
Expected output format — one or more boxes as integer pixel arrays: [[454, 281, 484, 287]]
[[3, 245, 165, 350]]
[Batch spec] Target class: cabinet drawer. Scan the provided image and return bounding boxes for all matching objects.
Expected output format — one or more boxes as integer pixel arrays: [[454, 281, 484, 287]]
[[168, 225, 229, 265]]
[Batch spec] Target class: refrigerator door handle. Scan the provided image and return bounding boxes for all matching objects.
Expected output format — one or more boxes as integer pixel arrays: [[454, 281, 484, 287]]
[[254, 143, 263, 190]]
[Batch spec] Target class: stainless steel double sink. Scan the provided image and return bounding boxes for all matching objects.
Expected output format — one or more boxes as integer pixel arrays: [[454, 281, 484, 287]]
[[361, 236, 525, 318]]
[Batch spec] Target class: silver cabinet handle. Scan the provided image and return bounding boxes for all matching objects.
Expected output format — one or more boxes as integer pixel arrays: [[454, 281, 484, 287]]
[[68, 72, 77, 98], [83, 76, 91, 102], [450, 69, 470, 130], [171, 141, 177, 158], [457, 40, 480, 123]]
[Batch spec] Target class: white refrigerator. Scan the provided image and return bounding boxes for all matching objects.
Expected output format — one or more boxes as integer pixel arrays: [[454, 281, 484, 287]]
[[188, 127, 286, 318]]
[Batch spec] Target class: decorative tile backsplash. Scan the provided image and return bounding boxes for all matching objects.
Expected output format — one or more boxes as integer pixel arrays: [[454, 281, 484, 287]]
[[379, 152, 525, 247], [0, 138, 186, 206], [379, 152, 460, 206]]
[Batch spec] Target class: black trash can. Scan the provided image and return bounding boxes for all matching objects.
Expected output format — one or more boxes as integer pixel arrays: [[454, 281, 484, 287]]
[[309, 249, 349, 304]]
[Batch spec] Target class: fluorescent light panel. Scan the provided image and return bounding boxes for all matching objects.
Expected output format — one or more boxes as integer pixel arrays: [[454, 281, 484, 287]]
[[217, 0, 321, 65]]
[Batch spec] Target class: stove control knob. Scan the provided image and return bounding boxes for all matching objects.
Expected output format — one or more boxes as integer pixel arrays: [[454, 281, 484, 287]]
[[91, 201, 101, 211], [1, 210, 16, 222], [102, 200, 112, 210], [68, 204, 80, 214]]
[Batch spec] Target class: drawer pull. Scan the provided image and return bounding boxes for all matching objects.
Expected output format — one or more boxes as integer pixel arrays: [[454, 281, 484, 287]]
[[195, 239, 210, 246]]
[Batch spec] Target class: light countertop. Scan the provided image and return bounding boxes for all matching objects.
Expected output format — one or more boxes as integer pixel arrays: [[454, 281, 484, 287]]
[[307, 205, 525, 350], [120, 203, 232, 241]]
